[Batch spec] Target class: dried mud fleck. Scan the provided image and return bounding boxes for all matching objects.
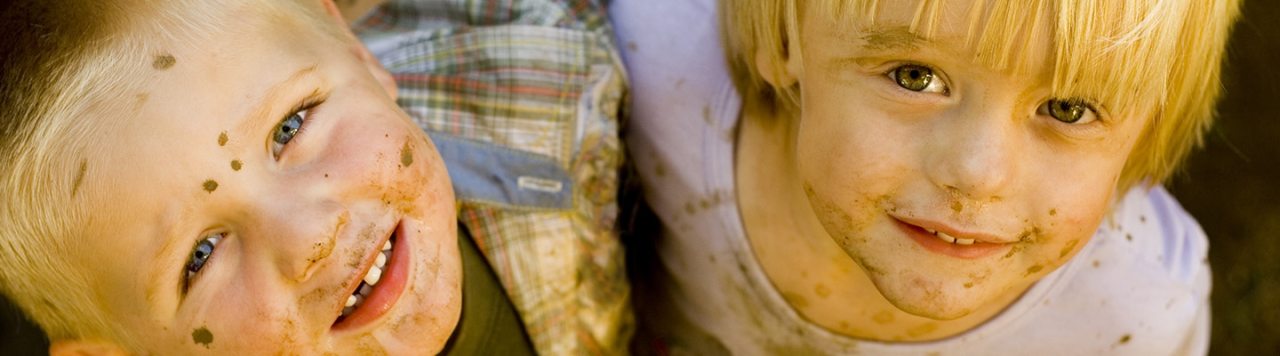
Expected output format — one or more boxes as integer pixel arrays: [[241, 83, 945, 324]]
[[814, 284, 832, 298], [1049, 208, 1057, 216], [1025, 264, 1044, 276], [231, 160, 242, 171], [202, 180, 219, 193], [400, 140, 414, 167], [71, 159, 88, 198], [192, 326, 213, 348], [218, 132, 229, 146], [154, 54, 177, 70], [1059, 239, 1080, 259], [1118, 333, 1132, 344]]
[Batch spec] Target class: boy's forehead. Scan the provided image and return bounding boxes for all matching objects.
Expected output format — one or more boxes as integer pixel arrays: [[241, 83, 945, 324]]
[[808, 0, 1170, 116]]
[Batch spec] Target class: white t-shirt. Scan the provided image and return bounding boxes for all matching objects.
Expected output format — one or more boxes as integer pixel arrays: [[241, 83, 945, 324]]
[[609, 1, 1212, 354]]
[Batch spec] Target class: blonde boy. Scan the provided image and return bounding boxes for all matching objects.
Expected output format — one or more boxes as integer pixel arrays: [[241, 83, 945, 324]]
[[612, 0, 1238, 354], [0, 0, 630, 354]]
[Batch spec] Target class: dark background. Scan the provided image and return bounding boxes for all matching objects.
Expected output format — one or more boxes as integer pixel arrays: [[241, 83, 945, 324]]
[[1167, 0, 1280, 353], [3, 1, 1279, 354]]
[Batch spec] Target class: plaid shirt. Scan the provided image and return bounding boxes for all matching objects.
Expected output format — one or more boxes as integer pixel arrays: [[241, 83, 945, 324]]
[[355, 1, 631, 354]]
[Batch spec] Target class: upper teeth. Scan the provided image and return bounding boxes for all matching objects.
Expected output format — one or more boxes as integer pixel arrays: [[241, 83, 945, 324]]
[[340, 238, 395, 318], [926, 228, 975, 245]]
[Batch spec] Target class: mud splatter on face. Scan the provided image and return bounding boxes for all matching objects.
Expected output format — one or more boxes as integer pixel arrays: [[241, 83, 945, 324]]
[[218, 132, 229, 146], [153, 53, 176, 70], [202, 180, 219, 193], [1117, 333, 1131, 344], [230, 160, 242, 171], [400, 140, 414, 167], [1059, 239, 1080, 259], [872, 310, 895, 324], [963, 282, 974, 288], [71, 159, 88, 198], [814, 284, 831, 298], [1024, 264, 1044, 276], [191, 326, 213, 348], [950, 201, 963, 213], [1049, 208, 1057, 216]]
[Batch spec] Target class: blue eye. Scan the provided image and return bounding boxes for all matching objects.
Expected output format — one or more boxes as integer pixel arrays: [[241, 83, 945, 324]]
[[271, 109, 309, 157], [185, 234, 222, 283]]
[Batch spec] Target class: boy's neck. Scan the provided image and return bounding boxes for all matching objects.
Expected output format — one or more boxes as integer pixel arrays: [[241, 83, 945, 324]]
[[734, 103, 1026, 342]]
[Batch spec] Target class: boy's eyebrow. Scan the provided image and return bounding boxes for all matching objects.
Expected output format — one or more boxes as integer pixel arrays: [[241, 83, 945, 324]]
[[843, 26, 966, 55], [235, 65, 321, 134], [857, 26, 931, 52]]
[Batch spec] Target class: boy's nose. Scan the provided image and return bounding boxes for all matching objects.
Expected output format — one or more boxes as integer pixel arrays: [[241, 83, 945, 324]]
[[923, 110, 1021, 200], [247, 197, 346, 283]]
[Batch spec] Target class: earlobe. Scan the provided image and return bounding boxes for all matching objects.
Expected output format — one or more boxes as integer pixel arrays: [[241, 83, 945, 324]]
[[754, 40, 801, 88], [49, 339, 129, 356]]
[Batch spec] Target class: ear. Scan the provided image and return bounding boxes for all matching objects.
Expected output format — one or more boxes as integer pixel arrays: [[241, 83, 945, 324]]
[[49, 339, 129, 356], [317, 0, 399, 99], [754, 38, 802, 89]]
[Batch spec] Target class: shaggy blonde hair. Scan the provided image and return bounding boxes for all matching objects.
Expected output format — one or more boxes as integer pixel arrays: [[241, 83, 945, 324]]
[[0, 0, 340, 347], [722, 0, 1241, 191]]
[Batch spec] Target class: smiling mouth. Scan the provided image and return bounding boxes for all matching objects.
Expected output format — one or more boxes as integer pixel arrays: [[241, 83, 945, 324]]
[[332, 221, 411, 331], [892, 218, 1013, 259], [338, 235, 394, 321]]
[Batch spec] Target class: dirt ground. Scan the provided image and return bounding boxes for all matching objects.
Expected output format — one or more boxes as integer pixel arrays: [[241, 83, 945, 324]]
[[1167, 0, 1280, 353], [3, 1, 1279, 355]]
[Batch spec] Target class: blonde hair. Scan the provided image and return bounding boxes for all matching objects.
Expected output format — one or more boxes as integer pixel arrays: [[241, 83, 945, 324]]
[[722, 0, 1242, 191], [0, 0, 339, 346]]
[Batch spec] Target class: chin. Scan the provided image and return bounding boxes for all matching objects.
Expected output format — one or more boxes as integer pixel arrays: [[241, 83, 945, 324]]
[[865, 271, 989, 321]]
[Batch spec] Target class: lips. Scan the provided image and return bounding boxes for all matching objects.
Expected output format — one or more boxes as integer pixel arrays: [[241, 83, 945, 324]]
[[892, 217, 1013, 259], [332, 220, 411, 331]]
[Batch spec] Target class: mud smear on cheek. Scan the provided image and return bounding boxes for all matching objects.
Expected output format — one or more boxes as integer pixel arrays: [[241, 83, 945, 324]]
[[191, 326, 213, 348]]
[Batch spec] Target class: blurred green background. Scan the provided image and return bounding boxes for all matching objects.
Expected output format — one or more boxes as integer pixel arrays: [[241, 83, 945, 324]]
[[3, 0, 1279, 354]]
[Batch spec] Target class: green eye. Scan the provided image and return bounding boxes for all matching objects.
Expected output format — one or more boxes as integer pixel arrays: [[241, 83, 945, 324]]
[[890, 64, 948, 95], [1044, 99, 1092, 124], [893, 65, 935, 92]]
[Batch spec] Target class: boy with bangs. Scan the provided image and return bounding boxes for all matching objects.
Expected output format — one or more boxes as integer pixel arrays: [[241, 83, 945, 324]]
[[611, 0, 1237, 354], [0, 0, 630, 354]]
